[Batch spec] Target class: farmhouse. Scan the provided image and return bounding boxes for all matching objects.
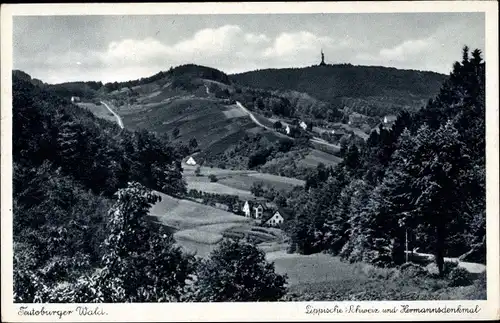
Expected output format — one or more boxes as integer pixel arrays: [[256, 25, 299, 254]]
[[186, 156, 197, 166], [253, 204, 264, 220], [263, 208, 291, 227], [299, 121, 308, 131], [285, 124, 291, 135], [383, 115, 398, 125], [71, 96, 81, 103]]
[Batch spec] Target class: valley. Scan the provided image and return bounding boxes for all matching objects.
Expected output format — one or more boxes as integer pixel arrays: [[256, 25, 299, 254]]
[[12, 44, 487, 304]]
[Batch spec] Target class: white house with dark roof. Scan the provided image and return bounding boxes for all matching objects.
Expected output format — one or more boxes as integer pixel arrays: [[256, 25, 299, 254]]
[[263, 208, 291, 227], [265, 211, 285, 227]]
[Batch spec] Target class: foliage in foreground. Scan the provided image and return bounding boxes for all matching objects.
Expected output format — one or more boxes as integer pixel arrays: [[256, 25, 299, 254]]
[[15, 183, 197, 303], [191, 239, 288, 302], [283, 262, 486, 301]]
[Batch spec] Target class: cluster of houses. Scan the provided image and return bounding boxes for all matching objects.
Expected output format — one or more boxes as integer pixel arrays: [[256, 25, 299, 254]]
[[277, 120, 311, 136], [242, 200, 291, 227]]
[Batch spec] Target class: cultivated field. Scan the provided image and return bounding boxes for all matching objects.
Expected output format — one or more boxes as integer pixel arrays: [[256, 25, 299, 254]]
[[183, 164, 305, 194], [149, 191, 286, 258]]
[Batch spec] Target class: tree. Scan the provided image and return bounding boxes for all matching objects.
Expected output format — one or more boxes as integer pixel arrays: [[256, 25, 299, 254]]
[[273, 121, 283, 130], [194, 239, 287, 301], [194, 166, 201, 176], [189, 137, 198, 150], [250, 182, 264, 197], [208, 174, 218, 182], [172, 127, 180, 138], [70, 183, 196, 302]]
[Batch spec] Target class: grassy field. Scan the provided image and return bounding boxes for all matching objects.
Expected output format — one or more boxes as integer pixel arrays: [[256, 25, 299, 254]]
[[119, 96, 255, 149], [183, 165, 304, 195], [150, 191, 249, 229], [265, 252, 487, 301], [77, 102, 117, 124], [299, 149, 343, 168], [149, 191, 287, 258]]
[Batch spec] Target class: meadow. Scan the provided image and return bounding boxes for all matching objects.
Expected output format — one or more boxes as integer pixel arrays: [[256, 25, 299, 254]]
[[299, 148, 343, 168], [266, 252, 487, 301], [76, 102, 117, 124], [149, 190, 286, 258], [183, 164, 305, 194]]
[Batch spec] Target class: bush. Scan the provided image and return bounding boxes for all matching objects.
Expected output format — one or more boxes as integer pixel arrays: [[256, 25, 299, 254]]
[[448, 267, 473, 287], [399, 262, 428, 278], [208, 174, 218, 182], [194, 166, 201, 176], [443, 261, 459, 276], [194, 239, 288, 301]]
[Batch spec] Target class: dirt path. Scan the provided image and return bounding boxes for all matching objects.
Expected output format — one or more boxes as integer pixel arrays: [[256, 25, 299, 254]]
[[409, 251, 486, 274], [101, 101, 124, 129], [236, 101, 342, 150]]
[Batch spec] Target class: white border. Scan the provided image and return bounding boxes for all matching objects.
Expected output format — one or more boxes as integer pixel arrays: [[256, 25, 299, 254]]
[[1, 2, 499, 322]]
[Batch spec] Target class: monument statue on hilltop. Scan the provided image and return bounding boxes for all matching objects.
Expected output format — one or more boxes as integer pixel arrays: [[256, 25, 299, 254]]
[[319, 49, 326, 66]]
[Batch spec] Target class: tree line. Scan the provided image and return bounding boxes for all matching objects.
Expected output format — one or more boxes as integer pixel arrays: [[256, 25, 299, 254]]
[[276, 47, 485, 276]]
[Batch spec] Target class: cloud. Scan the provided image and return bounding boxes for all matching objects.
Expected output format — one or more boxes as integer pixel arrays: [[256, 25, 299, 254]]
[[356, 37, 436, 63], [15, 25, 367, 82], [262, 31, 334, 59], [173, 25, 243, 55], [379, 38, 436, 61], [244, 33, 271, 44]]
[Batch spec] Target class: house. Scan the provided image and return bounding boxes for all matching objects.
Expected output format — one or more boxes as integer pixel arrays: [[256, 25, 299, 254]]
[[242, 201, 251, 218], [383, 115, 398, 125], [186, 156, 197, 166], [331, 128, 347, 140], [71, 96, 81, 103], [285, 124, 291, 135], [348, 112, 366, 125], [263, 208, 291, 227], [299, 121, 308, 131], [253, 204, 264, 220]]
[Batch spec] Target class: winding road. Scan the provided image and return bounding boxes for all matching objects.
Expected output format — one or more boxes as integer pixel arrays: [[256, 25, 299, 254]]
[[235, 100, 340, 150], [101, 101, 124, 129]]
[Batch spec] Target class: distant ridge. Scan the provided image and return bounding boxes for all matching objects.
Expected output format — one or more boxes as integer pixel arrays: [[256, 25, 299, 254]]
[[230, 64, 448, 116]]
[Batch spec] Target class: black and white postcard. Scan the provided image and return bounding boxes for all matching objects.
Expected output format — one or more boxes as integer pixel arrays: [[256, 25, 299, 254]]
[[1, 1, 499, 322]]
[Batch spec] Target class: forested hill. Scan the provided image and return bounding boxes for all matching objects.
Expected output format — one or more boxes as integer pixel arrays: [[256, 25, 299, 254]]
[[280, 47, 485, 274], [47, 64, 231, 96], [231, 64, 448, 117], [13, 72, 191, 302]]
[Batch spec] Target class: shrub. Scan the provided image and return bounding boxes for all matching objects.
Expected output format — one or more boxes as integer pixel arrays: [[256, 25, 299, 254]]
[[448, 267, 473, 287], [194, 239, 288, 301], [399, 262, 428, 278], [443, 261, 459, 276], [208, 174, 218, 182], [194, 166, 201, 176]]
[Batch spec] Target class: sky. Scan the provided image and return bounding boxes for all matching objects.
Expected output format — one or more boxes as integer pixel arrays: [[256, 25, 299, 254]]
[[13, 13, 485, 84]]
